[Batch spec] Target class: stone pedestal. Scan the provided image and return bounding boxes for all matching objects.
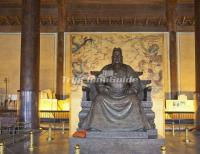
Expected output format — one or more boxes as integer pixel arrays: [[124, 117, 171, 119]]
[[69, 137, 164, 154], [85, 129, 157, 139]]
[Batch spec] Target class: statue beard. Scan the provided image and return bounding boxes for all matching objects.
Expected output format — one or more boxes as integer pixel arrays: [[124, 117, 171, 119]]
[[112, 57, 123, 65], [112, 61, 123, 69]]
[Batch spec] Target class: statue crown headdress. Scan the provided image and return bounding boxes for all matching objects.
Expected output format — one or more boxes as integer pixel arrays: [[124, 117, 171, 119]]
[[112, 47, 122, 56]]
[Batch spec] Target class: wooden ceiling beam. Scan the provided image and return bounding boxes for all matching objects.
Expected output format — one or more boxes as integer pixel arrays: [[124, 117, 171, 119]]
[[67, 0, 163, 5], [0, 0, 194, 7], [0, 8, 58, 16], [67, 4, 166, 17], [0, 4, 194, 17], [0, 25, 193, 33]]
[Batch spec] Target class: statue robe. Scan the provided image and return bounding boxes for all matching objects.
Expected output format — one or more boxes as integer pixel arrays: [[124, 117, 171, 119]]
[[80, 64, 151, 131]]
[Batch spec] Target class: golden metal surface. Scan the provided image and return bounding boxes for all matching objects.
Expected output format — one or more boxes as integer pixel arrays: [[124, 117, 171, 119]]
[[62, 121, 65, 134], [184, 128, 190, 143], [75, 144, 80, 154], [47, 126, 54, 141], [172, 122, 175, 136], [160, 145, 166, 154], [0, 142, 4, 154], [29, 131, 34, 151]]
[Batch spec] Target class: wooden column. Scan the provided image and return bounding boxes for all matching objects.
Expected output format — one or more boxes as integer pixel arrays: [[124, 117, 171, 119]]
[[19, 0, 40, 129], [56, 0, 67, 100], [195, 0, 200, 130], [166, 0, 178, 99]]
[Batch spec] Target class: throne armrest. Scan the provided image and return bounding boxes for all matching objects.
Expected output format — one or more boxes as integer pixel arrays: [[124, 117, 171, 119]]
[[135, 71, 143, 76], [82, 86, 90, 101], [82, 86, 90, 92], [90, 71, 100, 77], [143, 86, 152, 101], [82, 83, 98, 101], [141, 80, 151, 86], [139, 79, 151, 100], [146, 86, 152, 91]]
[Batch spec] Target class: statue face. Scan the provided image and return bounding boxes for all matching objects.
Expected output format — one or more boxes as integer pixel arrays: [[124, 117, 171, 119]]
[[112, 48, 123, 64]]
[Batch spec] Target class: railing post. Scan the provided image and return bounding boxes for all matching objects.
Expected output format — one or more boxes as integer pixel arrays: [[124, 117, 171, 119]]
[[184, 127, 190, 143], [29, 131, 34, 151], [12, 127, 15, 144], [47, 125, 53, 141], [172, 121, 175, 136], [17, 124, 20, 134], [160, 145, 166, 154], [0, 142, 4, 154], [62, 121, 65, 134], [75, 144, 80, 154], [39, 127, 43, 132], [0, 121, 2, 135]]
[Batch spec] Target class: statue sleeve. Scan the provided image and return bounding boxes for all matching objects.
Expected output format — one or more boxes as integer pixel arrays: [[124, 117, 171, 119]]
[[95, 65, 110, 94]]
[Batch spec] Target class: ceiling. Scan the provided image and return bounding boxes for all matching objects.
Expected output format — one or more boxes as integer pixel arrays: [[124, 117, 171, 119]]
[[0, 0, 168, 5], [0, 0, 195, 32], [0, 0, 194, 5]]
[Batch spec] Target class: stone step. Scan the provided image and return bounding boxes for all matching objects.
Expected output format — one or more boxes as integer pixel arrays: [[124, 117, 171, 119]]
[[85, 129, 158, 139], [86, 131, 148, 139], [70, 137, 164, 154]]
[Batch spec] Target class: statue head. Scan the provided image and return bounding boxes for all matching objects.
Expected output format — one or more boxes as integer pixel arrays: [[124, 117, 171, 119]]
[[112, 48, 123, 64]]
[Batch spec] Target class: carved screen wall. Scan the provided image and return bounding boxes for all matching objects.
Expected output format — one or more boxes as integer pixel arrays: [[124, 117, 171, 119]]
[[70, 33, 167, 137], [71, 33, 164, 99]]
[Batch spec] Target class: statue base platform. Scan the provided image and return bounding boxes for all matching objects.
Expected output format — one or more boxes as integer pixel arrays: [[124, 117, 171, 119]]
[[85, 129, 157, 139], [69, 137, 164, 154]]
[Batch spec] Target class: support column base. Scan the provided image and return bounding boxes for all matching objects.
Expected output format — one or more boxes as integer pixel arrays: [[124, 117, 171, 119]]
[[55, 94, 69, 100], [19, 90, 39, 129]]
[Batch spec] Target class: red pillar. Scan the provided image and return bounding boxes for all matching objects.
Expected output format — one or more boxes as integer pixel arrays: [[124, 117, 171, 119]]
[[19, 0, 40, 129], [166, 0, 178, 99], [56, 0, 67, 100], [195, 0, 200, 130]]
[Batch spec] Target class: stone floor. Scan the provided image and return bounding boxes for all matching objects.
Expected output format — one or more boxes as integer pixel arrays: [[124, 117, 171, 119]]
[[4, 130, 69, 154], [3, 130, 200, 154], [165, 131, 200, 154]]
